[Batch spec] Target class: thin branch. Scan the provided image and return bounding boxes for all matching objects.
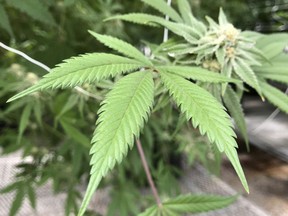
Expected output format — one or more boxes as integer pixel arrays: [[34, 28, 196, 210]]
[[0, 42, 101, 100], [0, 42, 51, 72], [163, 0, 172, 42], [136, 139, 162, 208]]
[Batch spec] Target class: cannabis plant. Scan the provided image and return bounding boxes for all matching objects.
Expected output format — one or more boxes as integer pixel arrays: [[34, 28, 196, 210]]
[[5, 0, 288, 215]]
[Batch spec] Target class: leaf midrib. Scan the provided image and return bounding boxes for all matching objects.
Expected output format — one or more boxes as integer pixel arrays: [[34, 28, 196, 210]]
[[92, 72, 150, 173], [45, 62, 143, 80]]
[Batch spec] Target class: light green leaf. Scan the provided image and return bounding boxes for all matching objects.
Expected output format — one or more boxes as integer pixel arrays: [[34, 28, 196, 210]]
[[216, 47, 225, 66], [233, 58, 261, 95], [254, 63, 288, 84], [138, 205, 158, 216], [8, 53, 144, 102], [258, 73, 288, 84], [160, 71, 248, 192], [221, 61, 233, 94], [159, 71, 237, 151], [106, 13, 159, 27], [6, 0, 56, 26], [139, 194, 237, 215], [223, 86, 249, 150], [218, 8, 228, 26], [78, 71, 154, 216], [107, 13, 197, 43], [157, 65, 240, 83], [0, 4, 13, 36], [260, 81, 288, 114], [89, 31, 152, 66], [177, 0, 192, 25], [141, 0, 182, 22], [163, 194, 237, 214], [260, 42, 287, 60]]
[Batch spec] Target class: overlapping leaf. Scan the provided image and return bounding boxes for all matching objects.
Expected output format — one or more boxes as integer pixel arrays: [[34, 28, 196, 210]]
[[159, 71, 248, 192], [139, 194, 237, 216], [141, 0, 183, 22], [8, 53, 144, 102], [78, 71, 154, 216], [107, 13, 197, 43], [223, 86, 249, 150], [89, 31, 152, 66], [260, 81, 288, 114], [156, 65, 240, 83], [232, 58, 261, 95]]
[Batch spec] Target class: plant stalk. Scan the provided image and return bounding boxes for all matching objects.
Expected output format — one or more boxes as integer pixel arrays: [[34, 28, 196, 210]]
[[136, 139, 162, 208]]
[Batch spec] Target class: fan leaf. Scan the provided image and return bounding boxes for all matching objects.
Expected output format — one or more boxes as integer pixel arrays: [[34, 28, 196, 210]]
[[223, 86, 249, 150], [233, 58, 261, 95], [177, 0, 192, 25], [141, 0, 183, 22], [157, 65, 240, 83], [159, 71, 248, 192], [163, 194, 237, 214], [260, 81, 288, 114], [138, 194, 237, 215], [78, 71, 154, 216], [8, 53, 144, 102], [107, 13, 197, 43], [89, 31, 152, 66]]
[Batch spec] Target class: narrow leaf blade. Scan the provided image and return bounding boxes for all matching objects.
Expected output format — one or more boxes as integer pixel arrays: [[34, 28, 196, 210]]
[[159, 71, 248, 192], [78, 71, 154, 216], [141, 0, 183, 22], [89, 31, 152, 66], [8, 53, 143, 102], [223, 86, 249, 150], [157, 65, 240, 83], [260, 81, 288, 113]]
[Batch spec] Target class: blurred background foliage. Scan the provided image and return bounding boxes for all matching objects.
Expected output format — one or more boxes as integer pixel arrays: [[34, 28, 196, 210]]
[[0, 0, 288, 215]]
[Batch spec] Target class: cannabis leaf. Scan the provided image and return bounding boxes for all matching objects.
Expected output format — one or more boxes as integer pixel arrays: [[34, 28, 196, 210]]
[[223, 86, 248, 150], [139, 194, 237, 216], [89, 31, 153, 66], [107, 13, 197, 43], [7, 53, 144, 102], [157, 65, 240, 83], [141, 0, 183, 22], [260, 81, 288, 114], [78, 71, 154, 216], [232, 58, 262, 95], [159, 70, 248, 192]]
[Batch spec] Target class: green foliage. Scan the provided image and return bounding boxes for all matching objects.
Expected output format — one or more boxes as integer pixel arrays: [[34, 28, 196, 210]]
[[260, 81, 288, 114], [2, 0, 288, 216], [223, 86, 248, 150], [6, 0, 56, 26], [78, 71, 154, 216], [8, 54, 144, 102], [138, 194, 237, 216]]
